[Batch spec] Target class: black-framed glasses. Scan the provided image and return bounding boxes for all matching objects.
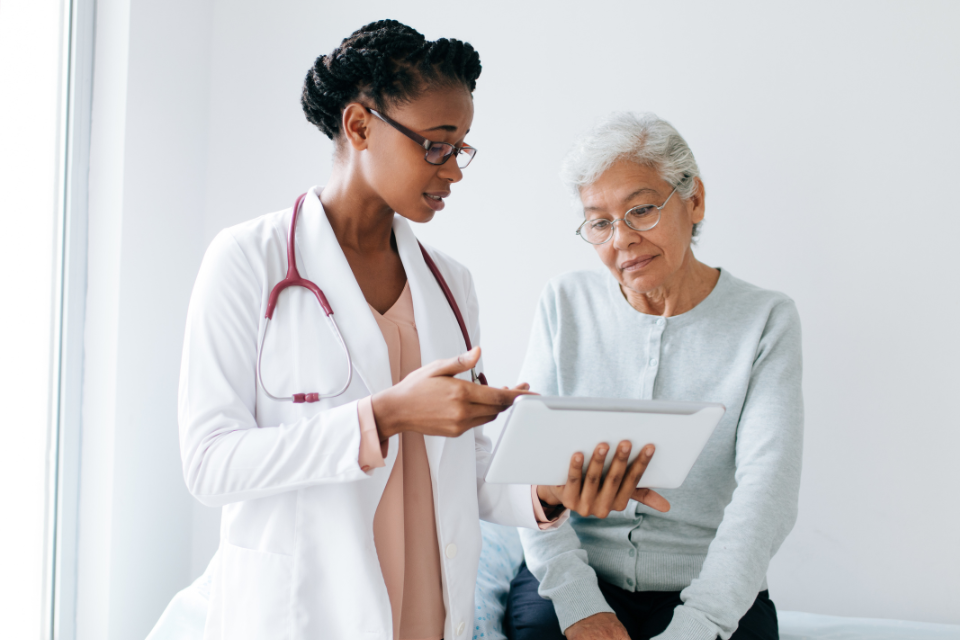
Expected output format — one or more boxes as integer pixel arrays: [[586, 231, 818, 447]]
[[367, 107, 477, 169], [576, 183, 682, 245]]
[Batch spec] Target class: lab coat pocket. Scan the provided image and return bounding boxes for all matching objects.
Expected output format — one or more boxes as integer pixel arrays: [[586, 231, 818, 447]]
[[219, 542, 293, 640]]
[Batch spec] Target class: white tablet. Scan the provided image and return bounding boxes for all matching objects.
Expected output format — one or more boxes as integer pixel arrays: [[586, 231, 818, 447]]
[[484, 396, 725, 489]]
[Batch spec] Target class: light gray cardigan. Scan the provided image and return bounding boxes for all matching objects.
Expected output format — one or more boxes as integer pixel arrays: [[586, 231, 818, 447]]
[[518, 268, 803, 640]]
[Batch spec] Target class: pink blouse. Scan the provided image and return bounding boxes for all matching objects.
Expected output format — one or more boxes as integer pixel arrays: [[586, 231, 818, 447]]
[[356, 282, 560, 640], [358, 283, 444, 640]]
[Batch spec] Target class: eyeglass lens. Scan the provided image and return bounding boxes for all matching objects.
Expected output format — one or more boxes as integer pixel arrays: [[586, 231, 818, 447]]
[[580, 205, 660, 244], [425, 144, 476, 168]]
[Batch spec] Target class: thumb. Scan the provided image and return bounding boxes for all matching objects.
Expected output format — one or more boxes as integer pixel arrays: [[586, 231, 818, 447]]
[[632, 488, 671, 513], [429, 346, 481, 378]]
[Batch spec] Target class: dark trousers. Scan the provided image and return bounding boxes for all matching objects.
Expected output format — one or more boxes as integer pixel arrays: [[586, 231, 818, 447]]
[[505, 563, 778, 640]]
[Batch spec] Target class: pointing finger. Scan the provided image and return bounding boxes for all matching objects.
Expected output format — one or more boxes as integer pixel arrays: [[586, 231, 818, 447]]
[[458, 381, 534, 407], [427, 347, 481, 378]]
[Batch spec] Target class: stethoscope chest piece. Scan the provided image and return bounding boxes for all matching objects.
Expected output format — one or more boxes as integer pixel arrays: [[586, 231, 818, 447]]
[[256, 192, 488, 404], [256, 193, 353, 403]]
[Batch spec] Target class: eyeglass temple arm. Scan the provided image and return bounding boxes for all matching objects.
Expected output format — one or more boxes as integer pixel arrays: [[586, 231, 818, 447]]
[[660, 174, 694, 208], [368, 107, 430, 149], [659, 185, 681, 210], [368, 107, 472, 157]]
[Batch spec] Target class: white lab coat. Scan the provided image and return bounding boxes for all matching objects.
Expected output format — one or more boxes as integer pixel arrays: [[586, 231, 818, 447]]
[[179, 187, 549, 640]]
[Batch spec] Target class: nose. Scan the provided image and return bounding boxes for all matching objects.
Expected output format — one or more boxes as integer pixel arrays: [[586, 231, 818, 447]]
[[611, 218, 641, 250], [438, 157, 464, 183]]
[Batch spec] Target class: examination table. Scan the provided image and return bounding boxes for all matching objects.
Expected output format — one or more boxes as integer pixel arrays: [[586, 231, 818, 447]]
[[147, 522, 959, 640]]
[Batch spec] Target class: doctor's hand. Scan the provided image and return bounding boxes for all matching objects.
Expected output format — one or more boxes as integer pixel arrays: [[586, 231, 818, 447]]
[[536, 441, 671, 518], [371, 347, 531, 441]]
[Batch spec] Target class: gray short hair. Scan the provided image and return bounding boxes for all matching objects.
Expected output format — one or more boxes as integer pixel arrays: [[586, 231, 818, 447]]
[[560, 112, 703, 237]]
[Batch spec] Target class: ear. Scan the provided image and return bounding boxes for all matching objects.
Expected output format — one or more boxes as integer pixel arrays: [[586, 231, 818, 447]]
[[340, 102, 373, 151], [689, 177, 706, 225]]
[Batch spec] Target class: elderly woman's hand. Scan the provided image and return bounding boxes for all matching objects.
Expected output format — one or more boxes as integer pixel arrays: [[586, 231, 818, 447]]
[[537, 441, 671, 518], [564, 613, 630, 640]]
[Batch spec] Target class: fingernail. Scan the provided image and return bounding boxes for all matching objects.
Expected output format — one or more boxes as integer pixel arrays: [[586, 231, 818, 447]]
[[645, 445, 655, 456], [619, 443, 630, 453], [598, 446, 609, 456]]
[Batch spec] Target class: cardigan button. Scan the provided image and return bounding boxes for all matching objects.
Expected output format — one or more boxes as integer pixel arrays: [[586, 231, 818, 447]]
[[456, 621, 466, 635], [445, 543, 458, 559]]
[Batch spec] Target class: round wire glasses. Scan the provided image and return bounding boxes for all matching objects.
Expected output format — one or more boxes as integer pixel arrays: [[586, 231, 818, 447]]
[[367, 107, 477, 169], [575, 183, 681, 245]]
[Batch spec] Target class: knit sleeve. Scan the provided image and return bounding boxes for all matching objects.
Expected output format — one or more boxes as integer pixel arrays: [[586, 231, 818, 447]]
[[655, 299, 804, 640], [516, 284, 615, 631]]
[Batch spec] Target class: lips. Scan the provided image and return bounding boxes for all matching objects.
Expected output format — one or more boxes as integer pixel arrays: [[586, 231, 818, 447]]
[[423, 191, 449, 211], [620, 255, 657, 271]]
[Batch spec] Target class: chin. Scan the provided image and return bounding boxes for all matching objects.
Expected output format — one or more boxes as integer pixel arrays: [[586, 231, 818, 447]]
[[396, 207, 436, 225], [621, 271, 665, 295], [413, 208, 437, 224]]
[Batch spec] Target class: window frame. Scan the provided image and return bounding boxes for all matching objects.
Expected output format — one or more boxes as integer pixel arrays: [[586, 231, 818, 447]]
[[46, 1, 96, 638]]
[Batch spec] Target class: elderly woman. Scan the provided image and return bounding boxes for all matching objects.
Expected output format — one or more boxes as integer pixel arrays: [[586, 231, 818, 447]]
[[506, 112, 803, 640]]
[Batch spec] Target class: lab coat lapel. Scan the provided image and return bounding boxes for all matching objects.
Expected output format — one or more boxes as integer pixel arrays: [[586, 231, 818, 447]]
[[294, 188, 393, 396], [393, 217, 466, 477]]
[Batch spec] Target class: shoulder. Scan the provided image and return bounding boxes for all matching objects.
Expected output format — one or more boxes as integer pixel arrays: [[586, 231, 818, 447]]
[[717, 270, 801, 330], [546, 267, 610, 291], [213, 208, 288, 258], [540, 268, 612, 306], [195, 208, 289, 297], [200, 208, 289, 278]]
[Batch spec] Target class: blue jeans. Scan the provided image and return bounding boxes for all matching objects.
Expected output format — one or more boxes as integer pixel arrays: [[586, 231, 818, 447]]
[[505, 563, 779, 640]]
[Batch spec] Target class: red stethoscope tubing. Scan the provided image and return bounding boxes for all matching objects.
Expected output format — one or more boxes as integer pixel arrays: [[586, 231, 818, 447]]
[[265, 192, 333, 319], [256, 193, 487, 404]]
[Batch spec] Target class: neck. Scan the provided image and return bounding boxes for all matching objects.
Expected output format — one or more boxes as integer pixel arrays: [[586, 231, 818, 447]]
[[621, 249, 719, 317], [319, 164, 395, 254]]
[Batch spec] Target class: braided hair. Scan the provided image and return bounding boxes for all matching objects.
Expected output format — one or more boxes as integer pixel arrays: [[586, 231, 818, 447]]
[[302, 20, 482, 140]]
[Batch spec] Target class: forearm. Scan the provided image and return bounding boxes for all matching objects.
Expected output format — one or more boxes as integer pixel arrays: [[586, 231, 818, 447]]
[[659, 421, 803, 638], [519, 526, 613, 632], [181, 400, 370, 507], [678, 457, 800, 627], [656, 300, 805, 639], [535, 485, 567, 522], [357, 396, 390, 472]]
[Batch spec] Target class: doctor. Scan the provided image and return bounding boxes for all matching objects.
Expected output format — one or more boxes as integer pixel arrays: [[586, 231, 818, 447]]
[[178, 20, 667, 640]]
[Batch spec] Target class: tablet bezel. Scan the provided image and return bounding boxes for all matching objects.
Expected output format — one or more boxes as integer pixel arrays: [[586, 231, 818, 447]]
[[485, 395, 725, 489]]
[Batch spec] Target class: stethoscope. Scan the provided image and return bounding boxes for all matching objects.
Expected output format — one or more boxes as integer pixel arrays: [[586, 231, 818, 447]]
[[257, 192, 487, 404]]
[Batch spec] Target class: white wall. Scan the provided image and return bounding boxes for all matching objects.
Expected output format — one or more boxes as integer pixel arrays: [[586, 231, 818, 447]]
[[77, 1, 213, 638], [79, 0, 960, 634]]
